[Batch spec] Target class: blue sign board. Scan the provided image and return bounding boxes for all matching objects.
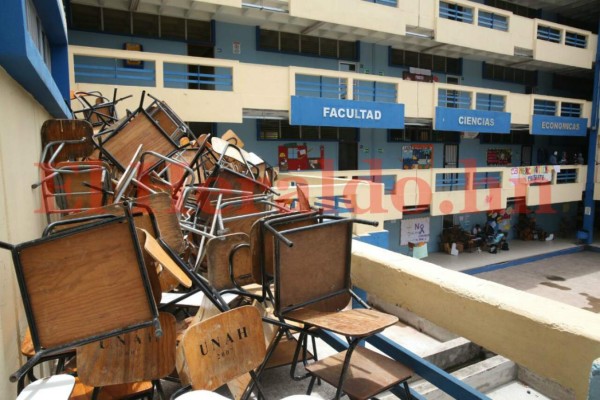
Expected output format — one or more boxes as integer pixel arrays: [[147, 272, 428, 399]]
[[290, 96, 404, 129], [531, 115, 587, 136], [435, 107, 511, 133]]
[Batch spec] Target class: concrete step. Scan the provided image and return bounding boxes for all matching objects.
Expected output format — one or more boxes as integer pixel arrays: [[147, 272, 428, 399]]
[[406, 355, 517, 400]]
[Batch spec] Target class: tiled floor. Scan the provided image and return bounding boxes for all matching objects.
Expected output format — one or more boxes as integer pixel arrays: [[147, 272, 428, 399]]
[[423, 238, 581, 272]]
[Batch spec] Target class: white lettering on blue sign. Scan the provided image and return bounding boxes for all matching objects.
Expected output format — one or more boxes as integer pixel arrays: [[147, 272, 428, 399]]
[[458, 116, 495, 126], [323, 107, 382, 121], [540, 121, 580, 130]]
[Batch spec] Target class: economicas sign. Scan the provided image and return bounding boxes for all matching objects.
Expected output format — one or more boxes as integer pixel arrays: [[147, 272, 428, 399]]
[[290, 96, 404, 129], [531, 115, 587, 136]]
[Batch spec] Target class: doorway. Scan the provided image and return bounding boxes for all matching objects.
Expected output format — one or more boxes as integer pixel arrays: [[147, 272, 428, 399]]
[[443, 143, 459, 168], [339, 141, 358, 171], [187, 44, 214, 90], [521, 145, 532, 166], [339, 62, 358, 99]]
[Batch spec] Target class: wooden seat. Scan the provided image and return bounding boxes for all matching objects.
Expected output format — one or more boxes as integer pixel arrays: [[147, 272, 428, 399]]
[[70, 312, 176, 400], [305, 347, 413, 400], [264, 216, 414, 400], [175, 306, 315, 400], [0, 210, 161, 384]]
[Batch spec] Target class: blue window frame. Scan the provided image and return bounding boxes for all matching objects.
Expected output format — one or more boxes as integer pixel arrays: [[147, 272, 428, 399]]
[[363, 0, 397, 6], [533, 99, 557, 116], [0, 0, 71, 118], [438, 89, 471, 109], [478, 11, 508, 31], [439, 2, 473, 23], [565, 32, 587, 48], [560, 103, 581, 118], [537, 25, 561, 43], [476, 93, 505, 112]]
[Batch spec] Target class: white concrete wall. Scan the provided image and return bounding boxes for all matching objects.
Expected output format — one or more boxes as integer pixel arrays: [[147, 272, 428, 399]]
[[352, 240, 600, 399], [0, 67, 49, 398]]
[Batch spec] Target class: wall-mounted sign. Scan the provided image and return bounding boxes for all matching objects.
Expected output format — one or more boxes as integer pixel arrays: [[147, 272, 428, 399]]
[[531, 115, 587, 136], [290, 96, 404, 129], [435, 107, 511, 133], [402, 144, 433, 169], [510, 166, 552, 184], [401, 217, 430, 245], [487, 148, 512, 166]]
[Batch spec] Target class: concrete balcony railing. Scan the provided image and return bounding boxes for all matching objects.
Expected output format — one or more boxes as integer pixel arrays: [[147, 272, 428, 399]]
[[351, 240, 600, 399], [69, 46, 593, 129], [284, 0, 598, 69], [277, 165, 587, 223]]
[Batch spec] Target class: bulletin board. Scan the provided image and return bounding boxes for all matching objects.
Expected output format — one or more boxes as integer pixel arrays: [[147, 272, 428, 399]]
[[402, 144, 433, 169], [486, 148, 512, 166], [400, 217, 430, 245]]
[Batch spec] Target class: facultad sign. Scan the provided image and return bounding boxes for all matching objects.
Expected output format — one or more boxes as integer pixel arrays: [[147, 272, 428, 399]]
[[291, 96, 404, 129]]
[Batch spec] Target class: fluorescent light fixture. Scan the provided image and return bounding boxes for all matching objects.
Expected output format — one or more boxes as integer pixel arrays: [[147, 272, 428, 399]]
[[241, 2, 287, 13]]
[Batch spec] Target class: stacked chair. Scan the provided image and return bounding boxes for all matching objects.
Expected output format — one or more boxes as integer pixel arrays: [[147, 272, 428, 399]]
[[8, 90, 414, 400]]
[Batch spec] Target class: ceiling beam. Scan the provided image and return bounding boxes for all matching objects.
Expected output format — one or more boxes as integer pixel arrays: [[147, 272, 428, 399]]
[[129, 0, 140, 11]]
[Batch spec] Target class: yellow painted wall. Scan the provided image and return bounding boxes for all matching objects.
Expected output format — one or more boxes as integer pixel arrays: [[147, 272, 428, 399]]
[[0, 67, 49, 399], [289, 0, 406, 37], [351, 241, 600, 399], [533, 20, 595, 69]]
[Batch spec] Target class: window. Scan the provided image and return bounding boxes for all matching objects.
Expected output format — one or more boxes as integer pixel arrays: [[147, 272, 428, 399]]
[[479, 131, 533, 145], [537, 25, 561, 43], [439, 2, 474, 23], [25, 0, 51, 69], [438, 89, 471, 109], [257, 29, 358, 61], [103, 8, 131, 35], [258, 120, 358, 141], [482, 62, 537, 86], [478, 11, 508, 31], [68, 5, 214, 44], [186, 19, 212, 43], [533, 99, 556, 116], [565, 32, 587, 48], [363, 0, 397, 7], [160, 16, 186, 41], [552, 74, 593, 100], [70, 4, 101, 31], [560, 103, 581, 118], [484, 0, 537, 19], [132, 12, 159, 37], [388, 127, 460, 143], [476, 93, 505, 112], [389, 49, 462, 75]]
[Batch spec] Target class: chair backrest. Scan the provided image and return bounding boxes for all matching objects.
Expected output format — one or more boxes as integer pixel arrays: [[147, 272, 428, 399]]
[[12, 214, 159, 352], [100, 109, 179, 173], [181, 306, 265, 392], [250, 212, 318, 282], [43, 161, 109, 213], [206, 233, 252, 290], [270, 218, 353, 316], [76, 312, 176, 387], [41, 119, 94, 162]]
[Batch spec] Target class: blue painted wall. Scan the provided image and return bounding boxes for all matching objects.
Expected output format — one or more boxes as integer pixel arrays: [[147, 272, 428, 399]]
[[0, 0, 71, 117]]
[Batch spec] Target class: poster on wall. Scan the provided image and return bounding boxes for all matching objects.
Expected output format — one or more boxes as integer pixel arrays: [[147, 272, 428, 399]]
[[402, 144, 433, 169], [400, 217, 430, 245], [486, 148, 512, 166], [510, 166, 552, 184]]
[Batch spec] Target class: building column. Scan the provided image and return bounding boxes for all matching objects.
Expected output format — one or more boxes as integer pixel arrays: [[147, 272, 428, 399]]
[[582, 18, 600, 243]]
